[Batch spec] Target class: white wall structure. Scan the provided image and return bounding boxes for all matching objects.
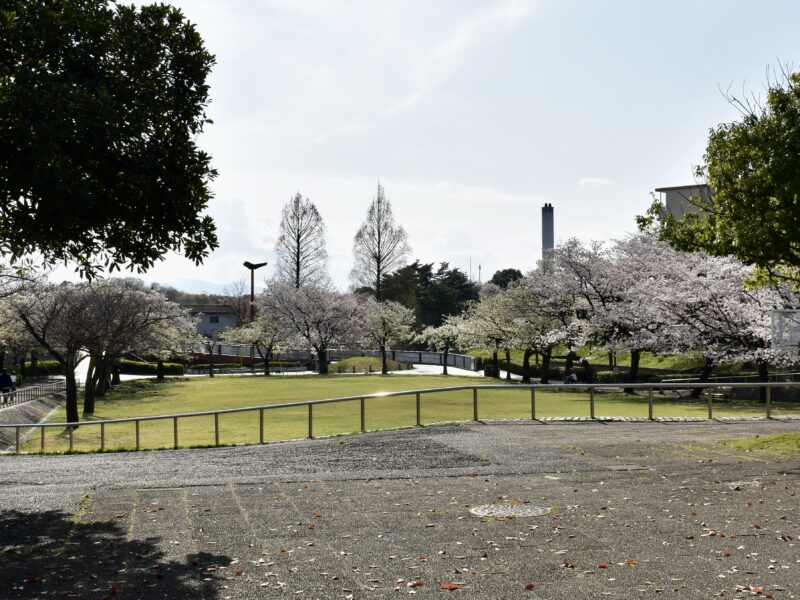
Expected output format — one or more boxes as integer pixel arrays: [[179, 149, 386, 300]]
[[655, 184, 712, 220], [181, 304, 238, 337]]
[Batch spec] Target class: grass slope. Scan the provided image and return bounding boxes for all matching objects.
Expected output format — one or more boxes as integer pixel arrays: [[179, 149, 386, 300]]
[[26, 375, 799, 453]]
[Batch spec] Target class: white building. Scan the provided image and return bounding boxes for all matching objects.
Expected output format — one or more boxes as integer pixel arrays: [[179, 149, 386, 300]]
[[182, 304, 238, 337], [654, 184, 712, 220]]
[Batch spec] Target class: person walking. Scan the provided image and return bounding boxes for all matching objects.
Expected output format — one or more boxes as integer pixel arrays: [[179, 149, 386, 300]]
[[0, 369, 12, 403]]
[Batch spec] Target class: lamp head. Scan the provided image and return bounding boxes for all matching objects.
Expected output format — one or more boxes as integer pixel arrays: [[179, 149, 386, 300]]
[[243, 261, 268, 270]]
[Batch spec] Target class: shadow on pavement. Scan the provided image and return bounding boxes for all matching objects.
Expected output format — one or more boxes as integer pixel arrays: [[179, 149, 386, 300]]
[[0, 509, 229, 599]]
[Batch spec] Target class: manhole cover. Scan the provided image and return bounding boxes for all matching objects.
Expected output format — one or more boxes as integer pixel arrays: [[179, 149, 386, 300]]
[[469, 503, 550, 518]]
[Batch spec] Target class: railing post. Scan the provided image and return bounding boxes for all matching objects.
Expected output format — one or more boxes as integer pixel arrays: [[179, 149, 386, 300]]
[[135, 420, 140, 451], [530, 388, 536, 420], [648, 387, 653, 421], [173, 417, 178, 449], [360, 398, 366, 432], [259, 408, 265, 444], [214, 413, 220, 446], [473, 388, 479, 421], [589, 386, 595, 420], [15, 426, 20, 454], [416, 392, 421, 426], [706, 387, 713, 420], [100, 422, 105, 451], [40, 426, 45, 452], [766, 384, 772, 419], [308, 404, 314, 439]]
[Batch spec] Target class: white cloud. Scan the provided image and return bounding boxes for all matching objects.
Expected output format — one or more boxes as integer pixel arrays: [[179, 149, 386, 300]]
[[578, 177, 616, 189]]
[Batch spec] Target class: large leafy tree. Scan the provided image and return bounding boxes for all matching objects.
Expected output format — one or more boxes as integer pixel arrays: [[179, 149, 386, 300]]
[[382, 261, 479, 329], [638, 71, 800, 284], [0, 1, 218, 276], [488, 268, 523, 290]]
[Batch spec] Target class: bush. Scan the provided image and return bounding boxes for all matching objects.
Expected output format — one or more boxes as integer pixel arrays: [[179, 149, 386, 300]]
[[119, 359, 184, 376], [29, 359, 63, 376], [594, 370, 661, 384]]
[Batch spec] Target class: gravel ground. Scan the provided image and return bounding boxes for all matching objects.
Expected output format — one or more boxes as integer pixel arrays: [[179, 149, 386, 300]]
[[1, 420, 799, 599]]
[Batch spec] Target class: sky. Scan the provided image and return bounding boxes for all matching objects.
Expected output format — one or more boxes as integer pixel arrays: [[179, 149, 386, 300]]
[[54, 0, 800, 293]]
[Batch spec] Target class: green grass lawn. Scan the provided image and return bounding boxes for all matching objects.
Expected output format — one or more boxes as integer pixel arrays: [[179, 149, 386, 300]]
[[24, 374, 800, 453], [331, 356, 410, 372], [719, 431, 800, 457]]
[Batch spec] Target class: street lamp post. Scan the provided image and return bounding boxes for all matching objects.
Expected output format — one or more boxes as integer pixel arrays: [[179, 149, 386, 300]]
[[243, 261, 268, 372], [243, 261, 268, 322]]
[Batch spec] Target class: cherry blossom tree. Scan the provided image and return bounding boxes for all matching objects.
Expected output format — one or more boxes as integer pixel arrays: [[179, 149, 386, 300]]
[[6, 282, 94, 423], [221, 305, 285, 376], [363, 299, 415, 374], [642, 252, 800, 399], [417, 316, 462, 375], [508, 268, 584, 383], [458, 291, 517, 379], [263, 282, 362, 374]]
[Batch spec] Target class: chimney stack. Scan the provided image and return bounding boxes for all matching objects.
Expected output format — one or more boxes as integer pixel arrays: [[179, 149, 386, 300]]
[[542, 203, 554, 258]]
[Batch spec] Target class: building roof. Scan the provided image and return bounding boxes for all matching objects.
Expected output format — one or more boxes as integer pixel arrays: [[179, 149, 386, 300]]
[[654, 184, 710, 192], [181, 304, 236, 315]]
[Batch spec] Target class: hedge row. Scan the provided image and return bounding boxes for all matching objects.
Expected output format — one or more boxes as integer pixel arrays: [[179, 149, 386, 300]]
[[481, 357, 662, 383], [118, 359, 185, 375], [26, 359, 63, 376]]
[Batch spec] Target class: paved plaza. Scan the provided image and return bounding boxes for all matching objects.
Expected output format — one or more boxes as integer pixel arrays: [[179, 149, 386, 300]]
[[1, 420, 799, 599]]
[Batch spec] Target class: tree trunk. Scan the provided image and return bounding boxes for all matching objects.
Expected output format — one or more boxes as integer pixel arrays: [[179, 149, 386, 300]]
[[756, 360, 769, 403], [505, 348, 512, 381], [540, 349, 552, 384], [95, 359, 112, 397], [690, 357, 715, 398], [156, 359, 165, 382], [442, 347, 449, 376], [624, 349, 641, 394], [318, 348, 329, 375], [111, 361, 121, 385], [208, 352, 214, 378], [65, 366, 79, 426], [381, 345, 388, 375], [492, 343, 500, 379], [264, 346, 272, 376], [83, 356, 97, 416], [30, 352, 38, 380], [0, 351, 5, 369], [20, 355, 26, 379], [521, 349, 532, 383], [608, 352, 614, 369]]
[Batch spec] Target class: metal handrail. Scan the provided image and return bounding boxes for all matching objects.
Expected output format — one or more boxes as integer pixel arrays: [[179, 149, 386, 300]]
[[2, 381, 798, 454], [0, 380, 67, 408]]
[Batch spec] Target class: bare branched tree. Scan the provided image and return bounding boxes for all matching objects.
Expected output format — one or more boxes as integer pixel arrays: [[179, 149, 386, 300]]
[[220, 277, 249, 324], [351, 183, 411, 300], [275, 193, 328, 288]]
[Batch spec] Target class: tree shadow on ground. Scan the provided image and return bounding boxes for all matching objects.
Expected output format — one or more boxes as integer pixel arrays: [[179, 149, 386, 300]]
[[0, 509, 229, 599]]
